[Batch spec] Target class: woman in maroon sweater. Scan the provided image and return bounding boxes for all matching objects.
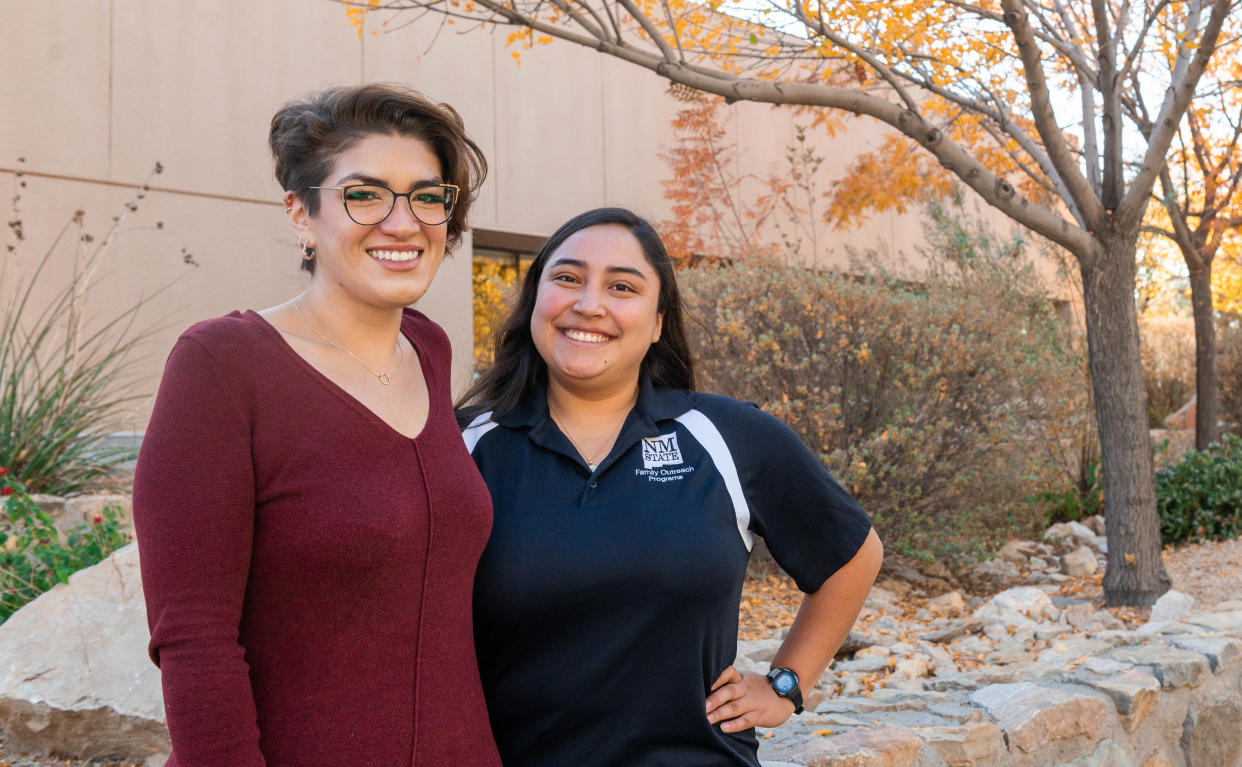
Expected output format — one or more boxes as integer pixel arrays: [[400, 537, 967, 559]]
[[132, 84, 501, 767]]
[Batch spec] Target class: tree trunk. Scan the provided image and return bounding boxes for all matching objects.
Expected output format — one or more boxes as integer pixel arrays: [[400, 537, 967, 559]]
[[1187, 261, 1219, 450], [1081, 236, 1172, 606]]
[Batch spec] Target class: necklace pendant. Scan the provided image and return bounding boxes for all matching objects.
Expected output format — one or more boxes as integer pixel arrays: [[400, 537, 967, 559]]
[[377, 372, 392, 385]]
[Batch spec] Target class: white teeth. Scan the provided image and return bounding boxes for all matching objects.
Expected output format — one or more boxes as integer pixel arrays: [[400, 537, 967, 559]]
[[564, 329, 609, 343], [369, 249, 420, 262]]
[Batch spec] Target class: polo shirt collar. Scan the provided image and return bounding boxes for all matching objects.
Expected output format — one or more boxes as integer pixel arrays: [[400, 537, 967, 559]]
[[494, 374, 693, 431]]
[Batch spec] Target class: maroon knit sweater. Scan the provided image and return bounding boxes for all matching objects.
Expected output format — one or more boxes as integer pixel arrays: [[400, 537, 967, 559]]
[[133, 309, 501, 767]]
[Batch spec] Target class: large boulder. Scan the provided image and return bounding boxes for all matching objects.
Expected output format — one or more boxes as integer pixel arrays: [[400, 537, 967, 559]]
[[0, 543, 167, 760]]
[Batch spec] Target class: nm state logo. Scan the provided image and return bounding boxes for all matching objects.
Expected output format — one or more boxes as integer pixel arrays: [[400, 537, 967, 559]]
[[642, 432, 683, 468]]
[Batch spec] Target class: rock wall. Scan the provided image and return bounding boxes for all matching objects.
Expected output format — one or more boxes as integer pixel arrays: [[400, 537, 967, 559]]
[[752, 590, 1242, 767], [3, 533, 1241, 766]]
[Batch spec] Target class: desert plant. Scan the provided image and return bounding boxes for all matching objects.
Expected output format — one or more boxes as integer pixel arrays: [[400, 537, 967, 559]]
[[1, 165, 174, 494], [1156, 433, 1242, 546], [681, 223, 1082, 561], [1, 467, 130, 621]]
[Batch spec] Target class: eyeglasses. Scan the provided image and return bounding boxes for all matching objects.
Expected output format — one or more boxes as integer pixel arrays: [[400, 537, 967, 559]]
[[309, 183, 460, 226]]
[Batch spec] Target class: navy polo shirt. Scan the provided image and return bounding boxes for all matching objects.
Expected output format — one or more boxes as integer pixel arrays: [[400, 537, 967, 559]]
[[462, 378, 872, 767]]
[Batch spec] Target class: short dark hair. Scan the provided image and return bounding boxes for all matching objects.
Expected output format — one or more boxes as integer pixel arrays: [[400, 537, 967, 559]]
[[458, 207, 695, 419], [269, 82, 487, 272]]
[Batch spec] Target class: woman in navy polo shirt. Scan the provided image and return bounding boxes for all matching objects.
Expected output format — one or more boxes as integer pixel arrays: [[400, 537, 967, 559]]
[[459, 207, 883, 767]]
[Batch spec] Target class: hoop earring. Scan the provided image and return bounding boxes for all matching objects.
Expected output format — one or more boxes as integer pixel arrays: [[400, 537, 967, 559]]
[[299, 239, 315, 261]]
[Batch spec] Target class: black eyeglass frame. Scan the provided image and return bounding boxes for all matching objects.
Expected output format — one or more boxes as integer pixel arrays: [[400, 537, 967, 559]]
[[308, 183, 461, 227]]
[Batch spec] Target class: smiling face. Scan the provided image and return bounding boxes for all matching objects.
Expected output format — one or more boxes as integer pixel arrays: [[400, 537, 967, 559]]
[[288, 132, 447, 312], [530, 224, 664, 399]]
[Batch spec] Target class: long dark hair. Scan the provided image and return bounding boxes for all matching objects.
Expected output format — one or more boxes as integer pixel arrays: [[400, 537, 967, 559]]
[[458, 207, 695, 419]]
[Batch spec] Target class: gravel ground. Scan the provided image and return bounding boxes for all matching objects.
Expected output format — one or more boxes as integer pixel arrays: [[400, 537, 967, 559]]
[[4, 537, 1239, 766]]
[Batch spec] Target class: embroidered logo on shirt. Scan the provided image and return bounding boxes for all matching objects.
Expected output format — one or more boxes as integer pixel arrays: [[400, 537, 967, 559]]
[[642, 432, 684, 468]]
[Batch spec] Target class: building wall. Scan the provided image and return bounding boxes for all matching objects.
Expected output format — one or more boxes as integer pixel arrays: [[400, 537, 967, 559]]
[[1, 0, 1061, 431]]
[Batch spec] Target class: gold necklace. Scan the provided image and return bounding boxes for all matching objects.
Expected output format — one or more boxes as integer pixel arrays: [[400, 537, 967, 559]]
[[293, 301, 401, 386], [558, 424, 611, 469], [549, 400, 633, 470]]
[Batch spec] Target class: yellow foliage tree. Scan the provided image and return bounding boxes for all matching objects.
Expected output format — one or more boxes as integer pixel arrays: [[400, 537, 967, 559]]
[[353, 0, 1238, 605]]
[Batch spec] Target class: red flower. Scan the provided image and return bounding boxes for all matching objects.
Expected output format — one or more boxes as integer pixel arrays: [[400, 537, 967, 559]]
[[1, 487, 11, 496], [93, 514, 103, 524], [0, 466, 8, 475]]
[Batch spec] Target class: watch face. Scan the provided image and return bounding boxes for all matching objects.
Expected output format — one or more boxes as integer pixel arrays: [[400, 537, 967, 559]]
[[773, 671, 796, 694]]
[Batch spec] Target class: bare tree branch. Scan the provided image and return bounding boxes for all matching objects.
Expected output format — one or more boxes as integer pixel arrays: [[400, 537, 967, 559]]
[[1001, 0, 1105, 228], [1118, 0, 1231, 231]]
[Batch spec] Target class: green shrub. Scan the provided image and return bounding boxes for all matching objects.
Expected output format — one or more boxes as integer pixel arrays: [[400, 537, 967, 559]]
[[1, 467, 130, 622], [681, 222, 1083, 561], [1156, 433, 1242, 546], [1038, 452, 1103, 524]]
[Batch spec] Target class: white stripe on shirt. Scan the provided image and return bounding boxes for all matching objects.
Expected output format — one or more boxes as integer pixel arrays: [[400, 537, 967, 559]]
[[462, 411, 499, 454], [674, 408, 754, 552]]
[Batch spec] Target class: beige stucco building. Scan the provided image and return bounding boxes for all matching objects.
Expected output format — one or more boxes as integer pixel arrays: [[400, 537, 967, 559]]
[[2, 0, 1049, 434]]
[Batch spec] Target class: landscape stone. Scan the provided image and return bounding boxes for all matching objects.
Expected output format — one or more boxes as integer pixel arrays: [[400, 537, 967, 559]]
[[1044, 522, 1096, 545], [1167, 635, 1242, 672], [873, 616, 903, 634], [967, 682, 1109, 755], [1180, 693, 1242, 767], [1183, 610, 1242, 633], [1038, 639, 1113, 666], [876, 580, 914, 599], [1106, 646, 1210, 690], [63, 493, 133, 527], [1140, 747, 1174, 767], [30, 494, 66, 517], [1084, 515, 1106, 536], [984, 650, 1036, 666], [1077, 668, 1160, 725], [1080, 656, 1133, 675], [997, 541, 1029, 564], [926, 592, 967, 618], [786, 725, 924, 767], [894, 656, 931, 680], [865, 586, 902, 611], [1061, 603, 1108, 630], [839, 630, 878, 656], [0, 543, 167, 759], [1057, 738, 1135, 767], [914, 721, 1005, 766], [973, 588, 1055, 632], [837, 656, 894, 674], [922, 619, 982, 645], [1060, 546, 1098, 577], [968, 559, 1020, 590], [1149, 590, 1196, 623]]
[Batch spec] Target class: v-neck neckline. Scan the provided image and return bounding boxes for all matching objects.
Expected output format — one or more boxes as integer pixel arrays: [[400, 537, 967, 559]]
[[245, 309, 433, 442]]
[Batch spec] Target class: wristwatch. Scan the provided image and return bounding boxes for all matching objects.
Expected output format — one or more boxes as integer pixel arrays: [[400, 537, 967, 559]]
[[765, 667, 804, 714]]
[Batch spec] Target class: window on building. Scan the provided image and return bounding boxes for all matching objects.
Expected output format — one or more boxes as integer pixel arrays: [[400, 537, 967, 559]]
[[472, 230, 542, 370]]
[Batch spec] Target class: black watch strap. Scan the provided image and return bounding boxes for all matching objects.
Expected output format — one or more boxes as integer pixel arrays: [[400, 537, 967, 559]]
[[765, 667, 804, 714]]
